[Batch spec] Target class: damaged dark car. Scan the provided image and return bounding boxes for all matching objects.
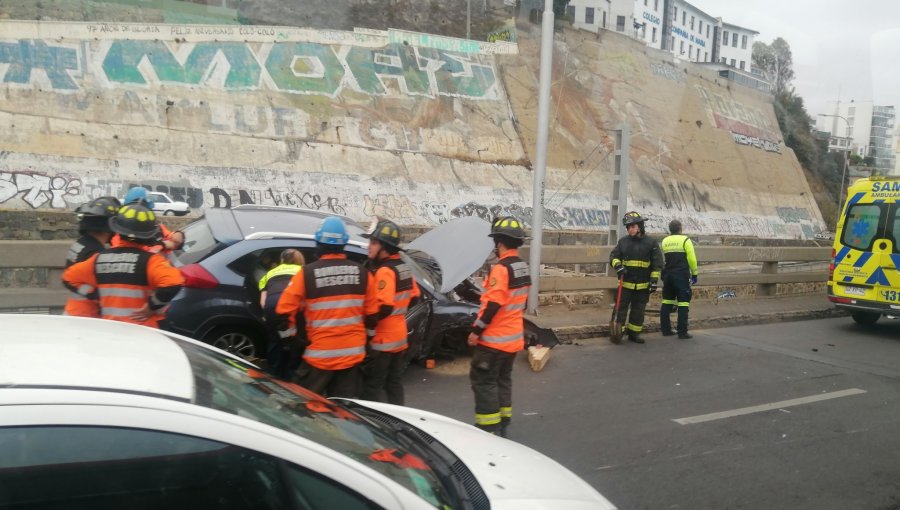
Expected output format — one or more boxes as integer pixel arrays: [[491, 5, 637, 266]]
[[163, 206, 556, 366]]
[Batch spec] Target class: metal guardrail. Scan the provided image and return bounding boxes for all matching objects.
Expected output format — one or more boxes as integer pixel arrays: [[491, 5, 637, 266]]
[[0, 241, 831, 310], [519, 246, 831, 295]]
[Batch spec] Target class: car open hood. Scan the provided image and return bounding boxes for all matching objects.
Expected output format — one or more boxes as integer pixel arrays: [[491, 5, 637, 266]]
[[406, 217, 494, 292], [354, 401, 617, 510]]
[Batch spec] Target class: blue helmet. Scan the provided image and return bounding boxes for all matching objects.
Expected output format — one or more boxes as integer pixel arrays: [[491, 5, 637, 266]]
[[315, 216, 349, 246], [124, 186, 155, 209]]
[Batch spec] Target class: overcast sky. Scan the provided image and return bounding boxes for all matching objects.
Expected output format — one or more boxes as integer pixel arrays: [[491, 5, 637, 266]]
[[691, 0, 900, 117]]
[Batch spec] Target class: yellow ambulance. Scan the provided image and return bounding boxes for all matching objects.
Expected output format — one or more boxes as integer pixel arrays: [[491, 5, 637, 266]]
[[828, 177, 900, 324]]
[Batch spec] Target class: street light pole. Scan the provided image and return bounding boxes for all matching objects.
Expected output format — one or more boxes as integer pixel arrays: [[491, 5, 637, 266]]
[[818, 114, 851, 229], [527, 0, 554, 314], [467, 0, 471, 40]]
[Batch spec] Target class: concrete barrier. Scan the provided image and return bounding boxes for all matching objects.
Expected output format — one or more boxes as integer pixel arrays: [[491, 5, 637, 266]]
[[0, 240, 831, 313]]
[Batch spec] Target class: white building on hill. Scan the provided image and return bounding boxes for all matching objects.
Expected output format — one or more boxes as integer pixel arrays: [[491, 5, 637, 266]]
[[816, 100, 897, 175], [567, 0, 756, 71]]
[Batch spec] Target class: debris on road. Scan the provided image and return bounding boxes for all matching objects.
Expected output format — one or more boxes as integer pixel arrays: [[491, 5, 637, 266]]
[[528, 345, 551, 372]]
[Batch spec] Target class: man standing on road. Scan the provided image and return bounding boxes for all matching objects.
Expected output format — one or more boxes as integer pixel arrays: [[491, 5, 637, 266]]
[[63, 196, 121, 317], [275, 217, 373, 398], [63, 204, 184, 328], [660, 219, 699, 339], [467, 217, 531, 437], [360, 219, 420, 405], [259, 249, 305, 378], [609, 211, 663, 344]]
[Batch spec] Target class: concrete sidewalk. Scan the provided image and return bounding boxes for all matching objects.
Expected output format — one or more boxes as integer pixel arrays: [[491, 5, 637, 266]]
[[530, 291, 847, 341]]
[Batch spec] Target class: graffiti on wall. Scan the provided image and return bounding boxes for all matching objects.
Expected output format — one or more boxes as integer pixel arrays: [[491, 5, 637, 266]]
[[0, 171, 82, 209], [695, 85, 782, 153], [0, 39, 500, 100], [649, 63, 685, 83]]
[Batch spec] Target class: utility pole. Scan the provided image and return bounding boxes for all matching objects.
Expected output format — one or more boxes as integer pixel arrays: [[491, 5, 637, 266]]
[[526, 0, 555, 315], [467, 0, 471, 40]]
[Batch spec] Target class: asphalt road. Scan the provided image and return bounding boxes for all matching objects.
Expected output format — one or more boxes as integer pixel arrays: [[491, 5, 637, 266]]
[[404, 317, 900, 510]]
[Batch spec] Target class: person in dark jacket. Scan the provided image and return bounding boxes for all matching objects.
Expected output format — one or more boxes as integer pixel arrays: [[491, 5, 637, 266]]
[[63, 196, 121, 317], [609, 211, 663, 344], [660, 219, 699, 339]]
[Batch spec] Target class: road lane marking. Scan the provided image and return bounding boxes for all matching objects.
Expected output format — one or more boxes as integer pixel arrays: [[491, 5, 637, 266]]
[[673, 388, 867, 425]]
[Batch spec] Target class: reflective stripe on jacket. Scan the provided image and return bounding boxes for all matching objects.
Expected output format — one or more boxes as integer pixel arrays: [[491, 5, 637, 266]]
[[475, 251, 531, 353], [370, 255, 421, 353], [275, 254, 371, 370]]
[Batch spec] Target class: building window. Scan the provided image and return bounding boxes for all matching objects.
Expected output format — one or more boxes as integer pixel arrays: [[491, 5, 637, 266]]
[[642, 24, 647, 38], [689, 45, 693, 58], [652, 26, 657, 42], [723, 30, 729, 44], [691, 16, 695, 30], [698, 20, 702, 33], [682, 11, 686, 25], [602, 11, 607, 28], [680, 40, 685, 54], [644, 0, 648, 5], [730, 58, 736, 67], [707, 25, 710, 38], [704, 51, 708, 61], [585, 7, 594, 25], [741, 34, 748, 49], [720, 57, 726, 63], [740, 60, 745, 70], [654, 0, 659, 11], [616, 15, 625, 31], [732, 32, 738, 47], [674, 7, 677, 19]]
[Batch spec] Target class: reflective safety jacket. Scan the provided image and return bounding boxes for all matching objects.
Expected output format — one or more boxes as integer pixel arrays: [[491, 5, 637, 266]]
[[472, 250, 531, 353], [367, 254, 421, 353], [275, 254, 374, 371], [63, 234, 105, 317], [661, 234, 699, 278], [259, 263, 302, 311], [610, 234, 663, 290], [62, 240, 185, 328]]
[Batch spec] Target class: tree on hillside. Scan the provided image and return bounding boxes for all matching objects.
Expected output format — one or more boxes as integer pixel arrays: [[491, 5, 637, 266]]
[[752, 38, 795, 95]]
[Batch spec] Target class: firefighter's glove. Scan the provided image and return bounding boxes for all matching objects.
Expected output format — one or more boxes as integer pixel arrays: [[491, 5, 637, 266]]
[[691, 275, 698, 286], [648, 282, 658, 293], [615, 265, 627, 278]]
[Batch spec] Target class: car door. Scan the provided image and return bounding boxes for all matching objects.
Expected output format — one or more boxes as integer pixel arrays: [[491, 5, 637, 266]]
[[833, 201, 889, 301], [878, 204, 900, 305]]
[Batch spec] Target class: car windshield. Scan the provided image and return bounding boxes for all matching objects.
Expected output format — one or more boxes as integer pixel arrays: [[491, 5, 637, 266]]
[[172, 338, 457, 509]]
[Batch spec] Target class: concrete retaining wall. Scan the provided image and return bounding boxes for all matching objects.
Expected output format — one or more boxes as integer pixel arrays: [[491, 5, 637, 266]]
[[0, 18, 824, 238]]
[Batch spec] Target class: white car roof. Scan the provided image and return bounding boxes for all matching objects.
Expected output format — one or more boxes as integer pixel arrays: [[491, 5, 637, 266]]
[[0, 315, 194, 401]]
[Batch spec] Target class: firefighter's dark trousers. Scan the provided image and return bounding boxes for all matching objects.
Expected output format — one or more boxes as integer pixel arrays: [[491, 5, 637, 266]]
[[615, 287, 650, 334], [361, 349, 407, 405], [293, 362, 360, 399], [660, 272, 692, 335], [470, 345, 516, 435]]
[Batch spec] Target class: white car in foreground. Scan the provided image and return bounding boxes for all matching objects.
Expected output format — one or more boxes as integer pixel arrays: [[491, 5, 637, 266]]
[[0, 315, 615, 510]]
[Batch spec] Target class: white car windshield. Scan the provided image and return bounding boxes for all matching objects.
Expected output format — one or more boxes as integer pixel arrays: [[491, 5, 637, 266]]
[[172, 338, 458, 509]]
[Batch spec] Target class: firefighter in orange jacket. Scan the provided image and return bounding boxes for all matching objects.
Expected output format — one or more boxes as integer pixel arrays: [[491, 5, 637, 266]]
[[275, 216, 375, 398], [63, 204, 184, 328], [63, 196, 120, 317], [360, 219, 420, 405], [467, 217, 531, 437]]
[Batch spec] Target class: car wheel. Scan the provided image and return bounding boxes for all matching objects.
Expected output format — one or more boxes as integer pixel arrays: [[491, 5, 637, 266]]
[[204, 326, 264, 361], [851, 311, 880, 326], [164, 209, 175, 216]]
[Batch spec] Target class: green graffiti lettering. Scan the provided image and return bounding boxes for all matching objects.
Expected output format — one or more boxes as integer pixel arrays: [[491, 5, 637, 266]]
[[0, 40, 79, 89], [421, 48, 496, 98], [346, 43, 431, 96], [103, 41, 260, 87], [266, 42, 344, 95]]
